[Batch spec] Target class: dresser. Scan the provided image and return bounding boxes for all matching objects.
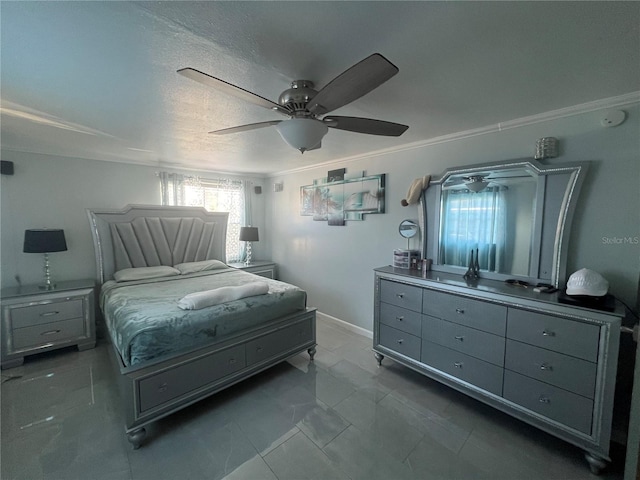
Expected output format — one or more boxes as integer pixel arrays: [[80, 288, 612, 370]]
[[374, 266, 623, 474], [1, 279, 96, 369]]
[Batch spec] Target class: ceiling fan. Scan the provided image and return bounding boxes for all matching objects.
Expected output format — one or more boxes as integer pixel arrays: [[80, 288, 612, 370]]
[[177, 53, 409, 153], [444, 173, 534, 192]]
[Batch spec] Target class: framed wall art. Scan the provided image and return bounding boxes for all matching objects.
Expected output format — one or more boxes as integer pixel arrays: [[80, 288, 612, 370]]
[[300, 171, 385, 226]]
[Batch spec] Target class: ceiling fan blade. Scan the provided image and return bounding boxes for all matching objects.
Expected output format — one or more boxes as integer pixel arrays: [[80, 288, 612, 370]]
[[209, 120, 282, 135], [178, 68, 291, 116], [486, 175, 532, 180], [324, 116, 408, 137], [306, 53, 399, 115]]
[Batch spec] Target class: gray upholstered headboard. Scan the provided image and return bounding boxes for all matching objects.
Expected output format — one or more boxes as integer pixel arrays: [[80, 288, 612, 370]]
[[86, 204, 229, 284]]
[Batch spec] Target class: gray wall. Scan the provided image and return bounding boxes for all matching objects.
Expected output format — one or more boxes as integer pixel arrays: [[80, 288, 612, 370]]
[[267, 104, 640, 332], [1, 103, 638, 333], [0, 154, 267, 287]]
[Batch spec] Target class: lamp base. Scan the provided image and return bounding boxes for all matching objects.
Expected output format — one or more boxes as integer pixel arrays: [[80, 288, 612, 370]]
[[244, 242, 253, 265], [41, 254, 56, 290]]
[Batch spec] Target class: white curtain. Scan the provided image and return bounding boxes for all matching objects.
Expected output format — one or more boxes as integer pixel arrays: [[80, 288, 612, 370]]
[[241, 180, 253, 262], [440, 187, 507, 272], [158, 171, 185, 206], [157, 172, 245, 262]]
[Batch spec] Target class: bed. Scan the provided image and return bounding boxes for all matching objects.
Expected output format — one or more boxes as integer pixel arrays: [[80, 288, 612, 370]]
[[87, 204, 316, 448]]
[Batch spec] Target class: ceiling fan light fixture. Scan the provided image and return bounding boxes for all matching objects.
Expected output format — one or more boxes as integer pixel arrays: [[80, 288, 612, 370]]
[[465, 176, 489, 193], [275, 118, 328, 153]]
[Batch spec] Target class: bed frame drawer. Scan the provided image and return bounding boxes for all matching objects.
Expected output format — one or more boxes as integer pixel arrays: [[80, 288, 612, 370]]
[[138, 344, 246, 412], [421, 340, 503, 396], [503, 370, 593, 435], [246, 319, 313, 366]]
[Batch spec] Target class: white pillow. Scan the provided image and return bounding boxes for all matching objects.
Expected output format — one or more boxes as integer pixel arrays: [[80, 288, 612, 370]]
[[114, 266, 181, 282], [174, 259, 228, 275]]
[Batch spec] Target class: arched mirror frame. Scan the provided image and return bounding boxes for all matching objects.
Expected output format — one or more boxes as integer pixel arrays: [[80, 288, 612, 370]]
[[418, 158, 589, 287]]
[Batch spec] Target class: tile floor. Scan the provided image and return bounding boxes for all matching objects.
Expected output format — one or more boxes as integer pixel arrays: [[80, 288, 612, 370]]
[[1, 319, 626, 480]]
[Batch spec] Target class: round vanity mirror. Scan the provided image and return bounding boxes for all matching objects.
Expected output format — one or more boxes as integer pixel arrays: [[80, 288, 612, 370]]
[[399, 219, 418, 238], [399, 219, 419, 252]]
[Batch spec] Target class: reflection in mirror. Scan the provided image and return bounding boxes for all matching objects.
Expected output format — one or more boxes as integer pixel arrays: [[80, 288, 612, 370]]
[[399, 219, 418, 238], [421, 159, 588, 286], [440, 173, 536, 276], [399, 219, 419, 250]]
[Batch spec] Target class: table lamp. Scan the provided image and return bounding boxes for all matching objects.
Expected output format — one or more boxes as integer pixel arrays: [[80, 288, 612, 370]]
[[23, 229, 67, 289], [239, 227, 259, 265]]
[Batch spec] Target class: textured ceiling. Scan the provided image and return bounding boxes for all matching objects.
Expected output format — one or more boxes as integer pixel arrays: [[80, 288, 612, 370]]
[[1, 1, 639, 175]]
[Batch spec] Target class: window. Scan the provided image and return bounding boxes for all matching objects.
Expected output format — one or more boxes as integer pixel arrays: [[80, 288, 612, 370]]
[[159, 173, 246, 262]]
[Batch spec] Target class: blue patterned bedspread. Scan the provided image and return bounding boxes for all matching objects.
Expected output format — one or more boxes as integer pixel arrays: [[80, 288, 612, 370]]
[[100, 268, 307, 367]]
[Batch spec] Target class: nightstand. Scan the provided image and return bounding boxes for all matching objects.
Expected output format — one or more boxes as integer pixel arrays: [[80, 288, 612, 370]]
[[1, 279, 96, 369], [228, 261, 277, 279]]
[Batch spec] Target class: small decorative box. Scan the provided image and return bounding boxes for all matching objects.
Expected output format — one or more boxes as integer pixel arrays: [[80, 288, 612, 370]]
[[393, 249, 421, 269]]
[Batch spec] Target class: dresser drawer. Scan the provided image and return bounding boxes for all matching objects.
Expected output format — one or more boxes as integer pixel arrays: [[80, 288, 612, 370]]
[[380, 280, 422, 313], [421, 340, 503, 396], [505, 340, 596, 399], [246, 319, 314, 366], [10, 299, 84, 329], [503, 370, 593, 434], [380, 303, 422, 337], [379, 324, 421, 361], [422, 290, 506, 336], [422, 315, 505, 366], [138, 344, 246, 412], [12, 317, 85, 349], [507, 309, 600, 362]]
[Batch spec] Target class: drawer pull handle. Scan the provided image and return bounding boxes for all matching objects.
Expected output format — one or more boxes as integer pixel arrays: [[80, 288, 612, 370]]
[[542, 330, 555, 337], [396, 293, 405, 299], [256, 346, 263, 352], [397, 339, 404, 345], [158, 383, 168, 393], [41, 329, 61, 336], [455, 308, 465, 314], [396, 316, 404, 321], [539, 395, 551, 404], [454, 361, 463, 369], [454, 336, 464, 341], [539, 363, 553, 371], [40, 311, 60, 317], [229, 358, 236, 364]]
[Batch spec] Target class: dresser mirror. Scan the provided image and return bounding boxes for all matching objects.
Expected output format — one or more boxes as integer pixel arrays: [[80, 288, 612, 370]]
[[419, 159, 588, 287]]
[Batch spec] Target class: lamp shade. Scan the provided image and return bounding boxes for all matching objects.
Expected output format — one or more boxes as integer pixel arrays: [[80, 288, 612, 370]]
[[23, 229, 67, 253], [275, 118, 328, 153], [239, 227, 259, 242]]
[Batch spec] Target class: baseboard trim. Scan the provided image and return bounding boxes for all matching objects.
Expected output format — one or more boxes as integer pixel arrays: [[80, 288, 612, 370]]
[[317, 311, 373, 339]]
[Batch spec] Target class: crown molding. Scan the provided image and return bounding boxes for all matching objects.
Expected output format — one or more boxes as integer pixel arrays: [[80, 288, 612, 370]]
[[269, 91, 640, 178]]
